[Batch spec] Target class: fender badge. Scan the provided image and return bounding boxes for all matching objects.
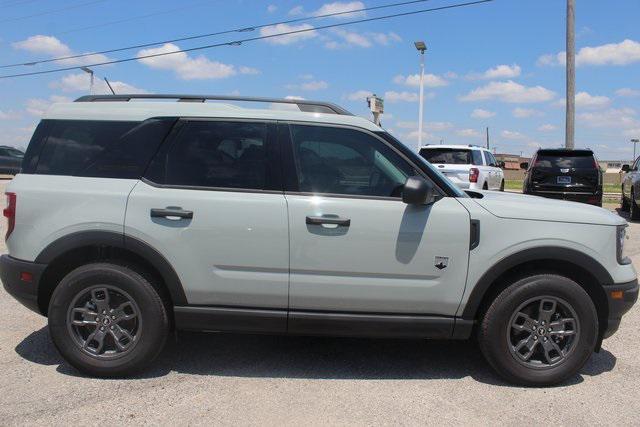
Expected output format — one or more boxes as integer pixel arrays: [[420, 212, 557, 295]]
[[435, 256, 449, 270]]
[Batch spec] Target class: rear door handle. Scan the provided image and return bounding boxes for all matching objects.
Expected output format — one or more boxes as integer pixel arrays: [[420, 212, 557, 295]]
[[306, 215, 351, 226], [150, 208, 193, 219]]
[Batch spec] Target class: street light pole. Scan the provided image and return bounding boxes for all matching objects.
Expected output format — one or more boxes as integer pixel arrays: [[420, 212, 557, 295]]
[[80, 67, 94, 95], [632, 139, 639, 161], [565, 0, 576, 149], [414, 41, 427, 151]]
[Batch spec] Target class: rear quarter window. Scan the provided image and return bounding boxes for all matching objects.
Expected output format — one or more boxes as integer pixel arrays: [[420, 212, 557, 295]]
[[419, 148, 471, 164], [29, 118, 175, 178]]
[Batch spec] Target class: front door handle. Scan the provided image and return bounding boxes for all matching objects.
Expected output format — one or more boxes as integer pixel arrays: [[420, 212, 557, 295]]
[[150, 208, 193, 219], [306, 215, 351, 226]]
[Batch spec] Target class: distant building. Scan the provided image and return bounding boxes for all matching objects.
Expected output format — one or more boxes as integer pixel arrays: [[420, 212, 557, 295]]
[[599, 160, 632, 173], [494, 153, 531, 170]]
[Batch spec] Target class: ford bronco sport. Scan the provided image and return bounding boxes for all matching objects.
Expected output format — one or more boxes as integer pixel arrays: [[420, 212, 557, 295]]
[[1, 95, 637, 386]]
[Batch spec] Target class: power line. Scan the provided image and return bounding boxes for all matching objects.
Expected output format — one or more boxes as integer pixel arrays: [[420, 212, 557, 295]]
[[0, 0, 494, 79], [3, 0, 435, 69], [0, 0, 107, 23]]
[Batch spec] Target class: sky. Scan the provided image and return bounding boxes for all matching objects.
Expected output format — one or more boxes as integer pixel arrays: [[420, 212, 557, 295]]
[[0, 0, 639, 160]]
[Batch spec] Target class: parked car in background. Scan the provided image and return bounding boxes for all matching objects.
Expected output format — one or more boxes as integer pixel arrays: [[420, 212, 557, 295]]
[[521, 148, 603, 206], [621, 157, 640, 219], [0, 145, 24, 175], [419, 145, 505, 191]]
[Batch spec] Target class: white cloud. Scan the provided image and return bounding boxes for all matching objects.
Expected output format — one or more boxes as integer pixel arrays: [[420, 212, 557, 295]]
[[538, 39, 640, 66], [324, 29, 400, 49], [616, 88, 640, 98], [313, 1, 365, 18], [137, 43, 236, 80], [456, 128, 481, 137], [239, 66, 260, 75], [577, 108, 639, 130], [403, 130, 433, 143], [512, 107, 544, 118], [0, 110, 21, 120], [501, 130, 526, 140], [288, 5, 304, 16], [425, 121, 454, 131], [396, 121, 416, 129], [468, 64, 521, 80], [553, 91, 611, 109], [393, 73, 449, 88], [471, 108, 495, 119], [285, 95, 305, 100], [384, 91, 425, 103], [12, 34, 109, 66], [25, 95, 72, 116], [267, 4, 277, 13], [286, 80, 328, 91], [460, 80, 555, 103], [49, 72, 147, 94], [260, 23, 317, 45], [345, 90, 373, 101], [538, 124, 557, 132]]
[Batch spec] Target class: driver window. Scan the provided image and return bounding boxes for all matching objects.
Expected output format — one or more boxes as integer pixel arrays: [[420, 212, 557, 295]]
[[289, 124, 417, 197]]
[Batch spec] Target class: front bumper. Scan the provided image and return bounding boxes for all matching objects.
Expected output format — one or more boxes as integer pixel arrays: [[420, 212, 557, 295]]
[[603, 279, 639, 338], [0, 254, 46, 315]]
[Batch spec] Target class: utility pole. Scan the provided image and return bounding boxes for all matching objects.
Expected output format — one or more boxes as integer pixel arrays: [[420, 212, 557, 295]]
[[486, 127, 490, 150], [632, 139, 639, 161], [565, 0, 576, 149], [414, 41, 427, 151]]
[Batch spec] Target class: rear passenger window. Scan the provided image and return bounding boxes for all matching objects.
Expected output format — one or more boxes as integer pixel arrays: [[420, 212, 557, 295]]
[[162, 121, 269, 190], [471, 150, 483, 165], [33, 119, 175, 178]]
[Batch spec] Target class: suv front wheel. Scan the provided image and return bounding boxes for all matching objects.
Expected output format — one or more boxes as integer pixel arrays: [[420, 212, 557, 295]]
[[478, 274, 598, 386], [48, 262, 169, 377]]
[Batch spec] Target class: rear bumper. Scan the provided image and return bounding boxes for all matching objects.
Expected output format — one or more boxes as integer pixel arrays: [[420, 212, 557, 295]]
[[603, 279, 638, 338], [0, 254, 46, 315], [526, 189, 602, 205]]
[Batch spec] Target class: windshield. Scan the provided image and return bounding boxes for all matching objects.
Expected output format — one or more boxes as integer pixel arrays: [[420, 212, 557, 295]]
[[420, 148, 471, 164], [374, 132, 467, 198], [534, 152, 596, 169]]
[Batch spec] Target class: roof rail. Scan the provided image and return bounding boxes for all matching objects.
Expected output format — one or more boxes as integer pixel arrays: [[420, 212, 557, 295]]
[[74, 94, 353, 116]]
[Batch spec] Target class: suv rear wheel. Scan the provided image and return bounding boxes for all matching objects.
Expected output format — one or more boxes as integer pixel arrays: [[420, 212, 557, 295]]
[[478, 274, 598, 386], [630, 190, 640, 220], [48, 262, 169, 377]]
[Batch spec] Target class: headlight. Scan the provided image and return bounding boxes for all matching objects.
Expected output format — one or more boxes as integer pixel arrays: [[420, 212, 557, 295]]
[[617, 225, 631, 265]]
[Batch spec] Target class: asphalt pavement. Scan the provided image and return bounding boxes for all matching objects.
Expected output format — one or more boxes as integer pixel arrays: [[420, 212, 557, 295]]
[[0, 180, 638, 425]]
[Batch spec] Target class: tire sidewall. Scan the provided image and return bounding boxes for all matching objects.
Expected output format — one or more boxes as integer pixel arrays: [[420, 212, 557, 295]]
[[481, 275, 598, 386], [48, 263, 168, 377]]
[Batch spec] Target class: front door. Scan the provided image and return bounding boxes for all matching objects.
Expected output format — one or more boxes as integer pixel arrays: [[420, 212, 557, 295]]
[[283, 123, 471, 316], [125, 119, 289, 309]]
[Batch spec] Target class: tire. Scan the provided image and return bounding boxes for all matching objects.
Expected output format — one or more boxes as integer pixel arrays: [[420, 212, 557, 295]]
[[630, 190, 640, 220], [482, 182, 488, 190], [500, 180, 505, 192], [478, 274, 598, 386], [48, 262, 169, 377]]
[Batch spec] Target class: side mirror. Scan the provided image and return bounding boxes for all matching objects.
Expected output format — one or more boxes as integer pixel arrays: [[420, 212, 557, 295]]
[[622, 164, 630, 172], [498, 161, 506, 168], [402, 176, 435, 205], [520, 162, 529, 170]]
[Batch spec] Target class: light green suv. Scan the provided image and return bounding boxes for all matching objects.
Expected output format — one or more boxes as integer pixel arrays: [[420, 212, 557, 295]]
[[1, 95, 637, 386]]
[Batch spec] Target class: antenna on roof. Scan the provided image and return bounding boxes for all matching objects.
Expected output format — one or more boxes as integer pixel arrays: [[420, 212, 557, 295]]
[[104, 77, 115, 95]]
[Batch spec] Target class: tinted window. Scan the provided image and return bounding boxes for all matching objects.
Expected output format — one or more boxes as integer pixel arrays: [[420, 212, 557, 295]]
[[420, 148, 471, 165], [162, 121, 269, 190], [485, 152, 497, 166], [534, 151, 596, 169], [471, 150, 483, 165], [290, 125, 415, 197]]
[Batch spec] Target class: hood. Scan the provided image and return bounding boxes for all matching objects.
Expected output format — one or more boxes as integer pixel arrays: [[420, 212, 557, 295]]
[[468, 190, 625, 226]]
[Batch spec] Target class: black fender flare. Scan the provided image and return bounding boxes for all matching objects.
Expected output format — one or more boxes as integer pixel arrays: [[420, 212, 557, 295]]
[[35, 230, 188, 305], [461, 246, 613, 320]]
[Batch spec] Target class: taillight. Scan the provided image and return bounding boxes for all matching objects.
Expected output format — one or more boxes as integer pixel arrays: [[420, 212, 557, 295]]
[[469, 168, 479, 183], [3, 192, 16, 240]]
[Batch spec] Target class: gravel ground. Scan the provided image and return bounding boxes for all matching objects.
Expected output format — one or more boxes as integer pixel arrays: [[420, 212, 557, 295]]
[[0, 179, 638, 426]]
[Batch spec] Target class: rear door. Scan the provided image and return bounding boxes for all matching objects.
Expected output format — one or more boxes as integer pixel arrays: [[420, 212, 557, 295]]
[[419, 147, 472, 188], [283, 123, 471, 316], [531, 150, 600, 195], [125, 119, 290, 310]]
